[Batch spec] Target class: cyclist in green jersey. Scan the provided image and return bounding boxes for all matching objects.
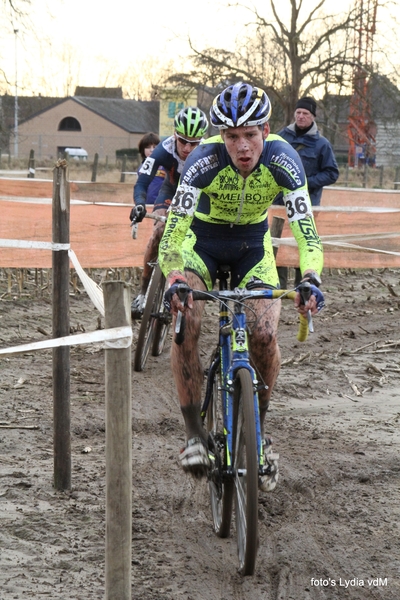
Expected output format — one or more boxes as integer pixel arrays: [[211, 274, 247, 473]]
[[159, 82, 325, 489]]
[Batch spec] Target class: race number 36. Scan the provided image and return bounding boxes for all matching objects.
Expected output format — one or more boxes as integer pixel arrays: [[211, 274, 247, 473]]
[[284, 190, 312, 222], [170, 184, 199, 216]]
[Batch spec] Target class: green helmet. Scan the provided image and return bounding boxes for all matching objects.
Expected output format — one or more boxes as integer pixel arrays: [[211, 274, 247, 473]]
[[174, 107, 208, 138]]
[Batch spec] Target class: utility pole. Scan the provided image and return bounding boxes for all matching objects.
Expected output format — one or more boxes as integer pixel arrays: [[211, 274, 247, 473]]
[[14, 29, 19, 158]]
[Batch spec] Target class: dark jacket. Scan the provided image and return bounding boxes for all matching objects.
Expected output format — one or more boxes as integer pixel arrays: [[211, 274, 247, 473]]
[[276, 122, 339, 205]]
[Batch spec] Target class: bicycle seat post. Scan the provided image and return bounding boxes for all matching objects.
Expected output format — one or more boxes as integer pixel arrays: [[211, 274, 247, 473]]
[[216, 264, 231, 292]]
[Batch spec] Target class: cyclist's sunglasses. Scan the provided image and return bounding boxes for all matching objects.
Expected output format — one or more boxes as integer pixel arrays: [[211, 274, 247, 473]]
[[175, 134, 201, 146]]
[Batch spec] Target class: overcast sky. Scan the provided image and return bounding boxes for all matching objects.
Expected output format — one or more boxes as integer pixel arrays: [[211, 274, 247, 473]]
[[1, 0, 399, 96]]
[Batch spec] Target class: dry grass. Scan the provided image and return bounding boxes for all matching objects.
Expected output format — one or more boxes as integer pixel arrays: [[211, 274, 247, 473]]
[[0, 267, 142, 300]]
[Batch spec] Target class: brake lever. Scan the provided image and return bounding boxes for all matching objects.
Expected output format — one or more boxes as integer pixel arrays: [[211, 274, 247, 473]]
[[174, 284, 191, 345], [297, 281, 314, 333], [130, 205, 146, 239], [130, 220, 138, 239]]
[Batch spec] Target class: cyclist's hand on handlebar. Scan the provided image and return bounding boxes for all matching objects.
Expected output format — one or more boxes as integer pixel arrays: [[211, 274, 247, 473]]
[[295, 282, 325, 316], [164, 275, 192, 315], [129, 203, 147, 223]]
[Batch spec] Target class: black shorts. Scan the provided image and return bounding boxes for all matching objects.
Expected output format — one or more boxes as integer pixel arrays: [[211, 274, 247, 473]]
[[181, 217, 280, 290]]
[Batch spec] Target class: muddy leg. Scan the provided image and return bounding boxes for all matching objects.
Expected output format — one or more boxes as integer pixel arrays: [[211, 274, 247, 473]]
[[170, 272, 207, 442], [248, 298, 281, 438]]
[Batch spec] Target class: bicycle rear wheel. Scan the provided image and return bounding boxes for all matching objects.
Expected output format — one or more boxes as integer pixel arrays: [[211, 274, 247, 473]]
[[232, 368, 258, 576], [134, 264, 165, 372], [207, 360, 233, 538]]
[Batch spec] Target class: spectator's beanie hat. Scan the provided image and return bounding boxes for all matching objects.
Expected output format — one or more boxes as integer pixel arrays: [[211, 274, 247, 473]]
[[295, 97, 317, 116]]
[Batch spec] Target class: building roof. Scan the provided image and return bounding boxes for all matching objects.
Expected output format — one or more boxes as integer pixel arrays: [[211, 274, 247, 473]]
[[0, 94, 60, 129], [72, 97, 159, 133], [11, 96, 159, 134], [74, 86, 123, 98]]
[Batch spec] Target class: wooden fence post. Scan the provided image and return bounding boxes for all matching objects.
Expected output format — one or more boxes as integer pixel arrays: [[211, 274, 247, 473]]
[[271, 215, 285, 259], [395, 166, 400, 190], [52, 159, 71, 490], [379, 165, 384, 189], [103, 281, 132, 600], [363, 163, 368, 188], [120, 154, 127, 183], [27, 149, 35, 178], [91, 152, 99, 182]]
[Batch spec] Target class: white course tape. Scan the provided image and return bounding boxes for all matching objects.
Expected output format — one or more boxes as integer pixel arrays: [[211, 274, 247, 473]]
[[0, 325, 132, 357], [0, 239, 105, 316], [272, 231, 400, 257], [68, 249, 105, 316], [0, 239, 70, 251]]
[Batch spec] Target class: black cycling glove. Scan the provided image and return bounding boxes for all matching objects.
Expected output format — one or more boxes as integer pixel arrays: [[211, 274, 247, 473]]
[[163, 280, 189, 312], [129, 204, 146, 223], [296, 283, 325, 312]]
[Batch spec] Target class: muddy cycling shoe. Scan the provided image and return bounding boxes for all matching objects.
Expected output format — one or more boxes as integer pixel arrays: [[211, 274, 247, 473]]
[[131, 294, 145, 319], [259, 437, 279, 492], [179, 436, 210, 479]]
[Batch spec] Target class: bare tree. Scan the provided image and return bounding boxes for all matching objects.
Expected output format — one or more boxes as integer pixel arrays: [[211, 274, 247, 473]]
[[169, 0, 359, 127], [117, 58, 175, 101], [0, 0, 29, 85], [2, 0, 30, 19]]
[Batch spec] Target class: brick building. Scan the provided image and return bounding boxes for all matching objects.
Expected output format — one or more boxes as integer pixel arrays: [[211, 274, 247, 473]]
[[12, 95, 159, 161], [0, 87, 159, 161]]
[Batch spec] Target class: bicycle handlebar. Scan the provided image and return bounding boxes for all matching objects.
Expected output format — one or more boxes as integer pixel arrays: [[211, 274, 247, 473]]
[[131, 211, 167, 239], [173, 283, 314, 344]]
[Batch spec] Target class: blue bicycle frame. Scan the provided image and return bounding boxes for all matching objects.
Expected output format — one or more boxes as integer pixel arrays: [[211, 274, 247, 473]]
[[221, 302, 264, 475], [198, 280, 310, 474]]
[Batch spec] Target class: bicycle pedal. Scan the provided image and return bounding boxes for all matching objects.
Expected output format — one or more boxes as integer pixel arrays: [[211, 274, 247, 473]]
[[261, 463, 278, 476], [266, 452, 279, 461]]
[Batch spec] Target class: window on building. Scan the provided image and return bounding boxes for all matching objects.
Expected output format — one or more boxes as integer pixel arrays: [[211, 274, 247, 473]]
[[58, 116, 82, 131]]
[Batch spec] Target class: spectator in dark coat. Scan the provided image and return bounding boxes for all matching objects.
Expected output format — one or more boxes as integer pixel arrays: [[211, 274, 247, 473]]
[[275, 96, 339, 287]]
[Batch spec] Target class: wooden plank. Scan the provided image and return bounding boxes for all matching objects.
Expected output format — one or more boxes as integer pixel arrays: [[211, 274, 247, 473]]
[[0, 200, 151, 268], [269, 206, 400, 268], [1, 199, 400, 269], [0, 178, 54, 198], [322, 186, 400, 207], [2, 177, 400, 207], [0, 177, 134, 204]]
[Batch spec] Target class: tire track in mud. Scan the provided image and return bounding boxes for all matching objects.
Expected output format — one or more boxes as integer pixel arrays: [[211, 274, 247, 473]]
[[1, 269, 400, 598]]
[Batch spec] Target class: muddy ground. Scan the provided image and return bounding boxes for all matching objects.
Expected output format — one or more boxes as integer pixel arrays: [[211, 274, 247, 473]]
[[0, 267, 399, 599]]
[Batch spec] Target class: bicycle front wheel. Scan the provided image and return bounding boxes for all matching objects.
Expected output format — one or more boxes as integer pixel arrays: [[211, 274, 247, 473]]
[[207, 361, 233, 538], [134, 264, 165, 372], [232, 368, 258, 576]]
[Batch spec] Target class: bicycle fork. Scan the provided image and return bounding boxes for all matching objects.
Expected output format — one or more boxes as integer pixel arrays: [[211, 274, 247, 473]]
[[201, 302, 268, 481], [226, 337, 264, 473], [221, 309, 265, 479]]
